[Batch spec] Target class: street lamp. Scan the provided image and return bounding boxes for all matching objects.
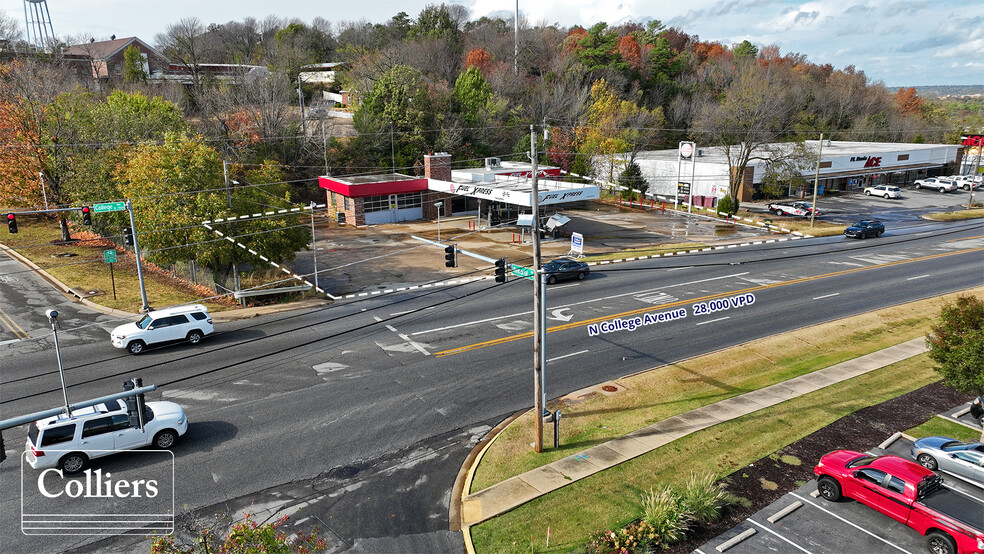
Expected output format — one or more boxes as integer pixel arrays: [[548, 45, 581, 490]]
[[45, 309, 72, 417], [434, 202, 443, 241]]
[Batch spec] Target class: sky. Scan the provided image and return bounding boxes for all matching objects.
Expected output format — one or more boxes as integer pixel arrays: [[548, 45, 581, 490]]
[[2, 0, 982, 87]]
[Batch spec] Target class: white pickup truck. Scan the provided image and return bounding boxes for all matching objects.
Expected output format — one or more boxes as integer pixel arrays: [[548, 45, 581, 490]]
[[767, 200, 822, 217]]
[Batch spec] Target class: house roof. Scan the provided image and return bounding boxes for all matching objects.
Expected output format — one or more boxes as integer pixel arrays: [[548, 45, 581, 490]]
[[63, 36, 167, 62]]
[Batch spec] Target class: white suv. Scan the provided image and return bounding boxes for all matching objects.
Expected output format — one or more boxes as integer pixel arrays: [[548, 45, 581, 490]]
[[25, 398, 188, 474], [111, 304, 213, 355], [913, 177, 958, 193], [863, 185, 902, 198]]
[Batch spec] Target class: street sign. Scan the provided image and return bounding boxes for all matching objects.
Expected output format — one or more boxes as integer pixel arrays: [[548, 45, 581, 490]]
[[103, 249, 117, 263], [510, 265, 535, 281], [571, 232, 583, 254], [677, 182, 691, 195], [93, 202, 126, 213]]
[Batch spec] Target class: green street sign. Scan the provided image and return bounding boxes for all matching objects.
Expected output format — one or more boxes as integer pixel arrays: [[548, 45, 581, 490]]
[[103, 249, 117, 263], [93, 202, 126, 213], [510, 265, 535, 281]]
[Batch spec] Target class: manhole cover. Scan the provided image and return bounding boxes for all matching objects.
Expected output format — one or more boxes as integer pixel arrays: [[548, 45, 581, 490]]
[[85, 289, 105, 297], [602, 385, 618, 392]]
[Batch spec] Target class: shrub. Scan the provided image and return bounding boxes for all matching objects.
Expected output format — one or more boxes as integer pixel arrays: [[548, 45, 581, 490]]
[[587, 522, 653, 554], [679, 472, 740, 525], [641, 485, 691, 547], [717, 195, 734, 216]]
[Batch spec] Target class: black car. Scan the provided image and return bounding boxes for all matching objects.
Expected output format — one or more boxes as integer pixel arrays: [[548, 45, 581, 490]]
[[542, 258, 590, 284], [844, 220, 884, 239], [971, 396, 984, 427]]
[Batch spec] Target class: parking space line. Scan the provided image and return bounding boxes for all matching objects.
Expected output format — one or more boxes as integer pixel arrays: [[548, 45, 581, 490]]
[[789, 493, 914, 553], [747, 518, 813, 553]]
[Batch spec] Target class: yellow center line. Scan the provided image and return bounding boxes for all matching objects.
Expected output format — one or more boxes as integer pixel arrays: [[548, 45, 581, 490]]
[[434, 247, 983, 358], [945, 235, 984, 242], [0, 306, 30, 340]]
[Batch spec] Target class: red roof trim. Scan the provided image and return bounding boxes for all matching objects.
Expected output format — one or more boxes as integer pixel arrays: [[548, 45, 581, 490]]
[[319, 177, 428, 197]]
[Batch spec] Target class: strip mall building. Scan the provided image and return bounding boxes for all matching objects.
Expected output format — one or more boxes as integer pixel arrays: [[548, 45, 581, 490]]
[[620, 140, 964, 203]]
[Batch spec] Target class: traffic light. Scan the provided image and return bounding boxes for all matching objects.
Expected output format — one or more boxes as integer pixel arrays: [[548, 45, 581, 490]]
[[122, 379, 139, 428], [494, 258, 507, 283], [122, 378, 147, 431], [81, 206, 91, 225], [444, 244, 456, 268], [6, 213, 16, 234], [123, 227, 134, 246]]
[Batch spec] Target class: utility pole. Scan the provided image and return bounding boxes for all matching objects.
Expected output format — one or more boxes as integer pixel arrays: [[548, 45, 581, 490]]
[[310, 202, 319, 293], [297, 77, 307, 136], [514, 0, 519, 75], [810, 134, 824, 228], [223, 159, 232, 209], [531, 124, 545, 453], [125, 199, 150, 312], [321, 118, 330, 176], [969, 136, 982, 209]]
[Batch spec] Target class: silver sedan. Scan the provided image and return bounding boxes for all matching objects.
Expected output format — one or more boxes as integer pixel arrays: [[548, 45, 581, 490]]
[[911, 436, 984, 487]]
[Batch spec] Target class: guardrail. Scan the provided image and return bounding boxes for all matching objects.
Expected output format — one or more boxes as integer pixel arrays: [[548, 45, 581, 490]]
[[233, 284, 312, 299]]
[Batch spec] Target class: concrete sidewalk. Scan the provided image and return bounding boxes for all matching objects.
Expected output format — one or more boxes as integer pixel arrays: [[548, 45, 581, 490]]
[[457, 336, 929, 528]]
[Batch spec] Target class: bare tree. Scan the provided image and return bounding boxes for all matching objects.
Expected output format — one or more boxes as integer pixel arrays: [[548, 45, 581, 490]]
[[692, 61, 795, 203], [155, 18, 212, 91]]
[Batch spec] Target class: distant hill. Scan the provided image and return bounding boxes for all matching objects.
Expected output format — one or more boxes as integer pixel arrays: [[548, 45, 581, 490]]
[[912, 85, 984, 98]]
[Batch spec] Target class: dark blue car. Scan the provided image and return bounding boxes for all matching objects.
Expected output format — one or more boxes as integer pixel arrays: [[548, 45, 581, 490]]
[[844, 220, 884, 239]]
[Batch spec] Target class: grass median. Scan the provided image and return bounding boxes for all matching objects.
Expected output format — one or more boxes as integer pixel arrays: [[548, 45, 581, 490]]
[[468, 288, 982, 553], [923, 208, 984, 221], [0, 218, 234, 313]]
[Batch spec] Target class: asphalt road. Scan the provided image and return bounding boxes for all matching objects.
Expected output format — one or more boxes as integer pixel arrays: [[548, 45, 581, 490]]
[[0, 217, 982, 552]]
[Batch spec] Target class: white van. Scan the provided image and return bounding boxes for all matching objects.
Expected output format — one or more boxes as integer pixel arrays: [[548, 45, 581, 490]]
[[110, 304, 213, 354]]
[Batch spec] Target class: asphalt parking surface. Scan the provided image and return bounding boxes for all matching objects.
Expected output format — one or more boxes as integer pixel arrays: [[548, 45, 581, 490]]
[[696, 412, 984, 554]]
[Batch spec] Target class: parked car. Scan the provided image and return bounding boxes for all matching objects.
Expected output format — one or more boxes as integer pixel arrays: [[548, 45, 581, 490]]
[[971, 396, 984, 427], [542, 258, 590, 284], [25, 398, 188, 474], [844, 220, 885, 239], [815, 451, 984, 554], [953, 176, 981, 191], [864, 185, 903, 198], [910, 436, 984, 486], [767, 200, 822, 217], [913, 177, 958, 192], [111, 304, 213, 355]]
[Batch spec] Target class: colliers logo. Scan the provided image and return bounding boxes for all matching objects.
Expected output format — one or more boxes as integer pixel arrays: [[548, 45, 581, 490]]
[[21, 450, 174, 536], [37, 468, 159, 499]]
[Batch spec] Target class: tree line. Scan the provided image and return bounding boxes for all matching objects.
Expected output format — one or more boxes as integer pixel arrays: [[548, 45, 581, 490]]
[[0, 4, 973, 269]]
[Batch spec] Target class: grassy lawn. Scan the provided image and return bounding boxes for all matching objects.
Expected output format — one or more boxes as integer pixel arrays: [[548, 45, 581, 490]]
[[906, 416, 982, 442], [469, 355, 942, 554], [0, 218, 235, 313], [923, 208, 984, 221], [470, 290, 983, 492], [468, 288, 983, 553]]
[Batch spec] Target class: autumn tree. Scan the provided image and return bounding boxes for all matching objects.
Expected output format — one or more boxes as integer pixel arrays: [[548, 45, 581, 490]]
[[0, 60, 87, 241], [115, 134, 309, 269], [894, 87, 925, 116], [465, 48, 493, 74], [577, 79, 664, 182]]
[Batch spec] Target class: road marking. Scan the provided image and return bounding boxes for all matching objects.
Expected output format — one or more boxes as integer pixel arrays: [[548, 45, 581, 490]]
[[789, 493, 914, 553], [906, 274, 929, 281], [412, 272, 748, 336], [696, 317, 730, 326], [434, 247, 982, 358], [547, 350, 589, 362], [0, 307, 29, 340], [812, 293, 840, 300], [747, 519, 812, 553], [384, 324, 430, 356], [548, 308, 573, 322]]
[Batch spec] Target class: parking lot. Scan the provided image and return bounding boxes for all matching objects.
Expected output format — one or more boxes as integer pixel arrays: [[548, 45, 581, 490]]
[[695, 401, 984, 554]]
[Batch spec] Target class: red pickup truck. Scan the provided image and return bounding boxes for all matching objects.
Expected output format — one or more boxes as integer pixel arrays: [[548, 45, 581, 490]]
[[815, 450, 984, 554]]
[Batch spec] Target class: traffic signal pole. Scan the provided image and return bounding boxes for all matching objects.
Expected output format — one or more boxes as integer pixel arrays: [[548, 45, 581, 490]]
[[126, 199, 150, 312], [531, 124, 545, 453]]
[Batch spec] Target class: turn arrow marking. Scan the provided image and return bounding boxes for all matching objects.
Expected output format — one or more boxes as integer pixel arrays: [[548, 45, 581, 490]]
[[548, 307, 573, 322]]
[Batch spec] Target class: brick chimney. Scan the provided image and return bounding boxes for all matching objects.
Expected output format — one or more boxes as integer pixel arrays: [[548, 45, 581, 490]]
[[424, 152, 451, 181]]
